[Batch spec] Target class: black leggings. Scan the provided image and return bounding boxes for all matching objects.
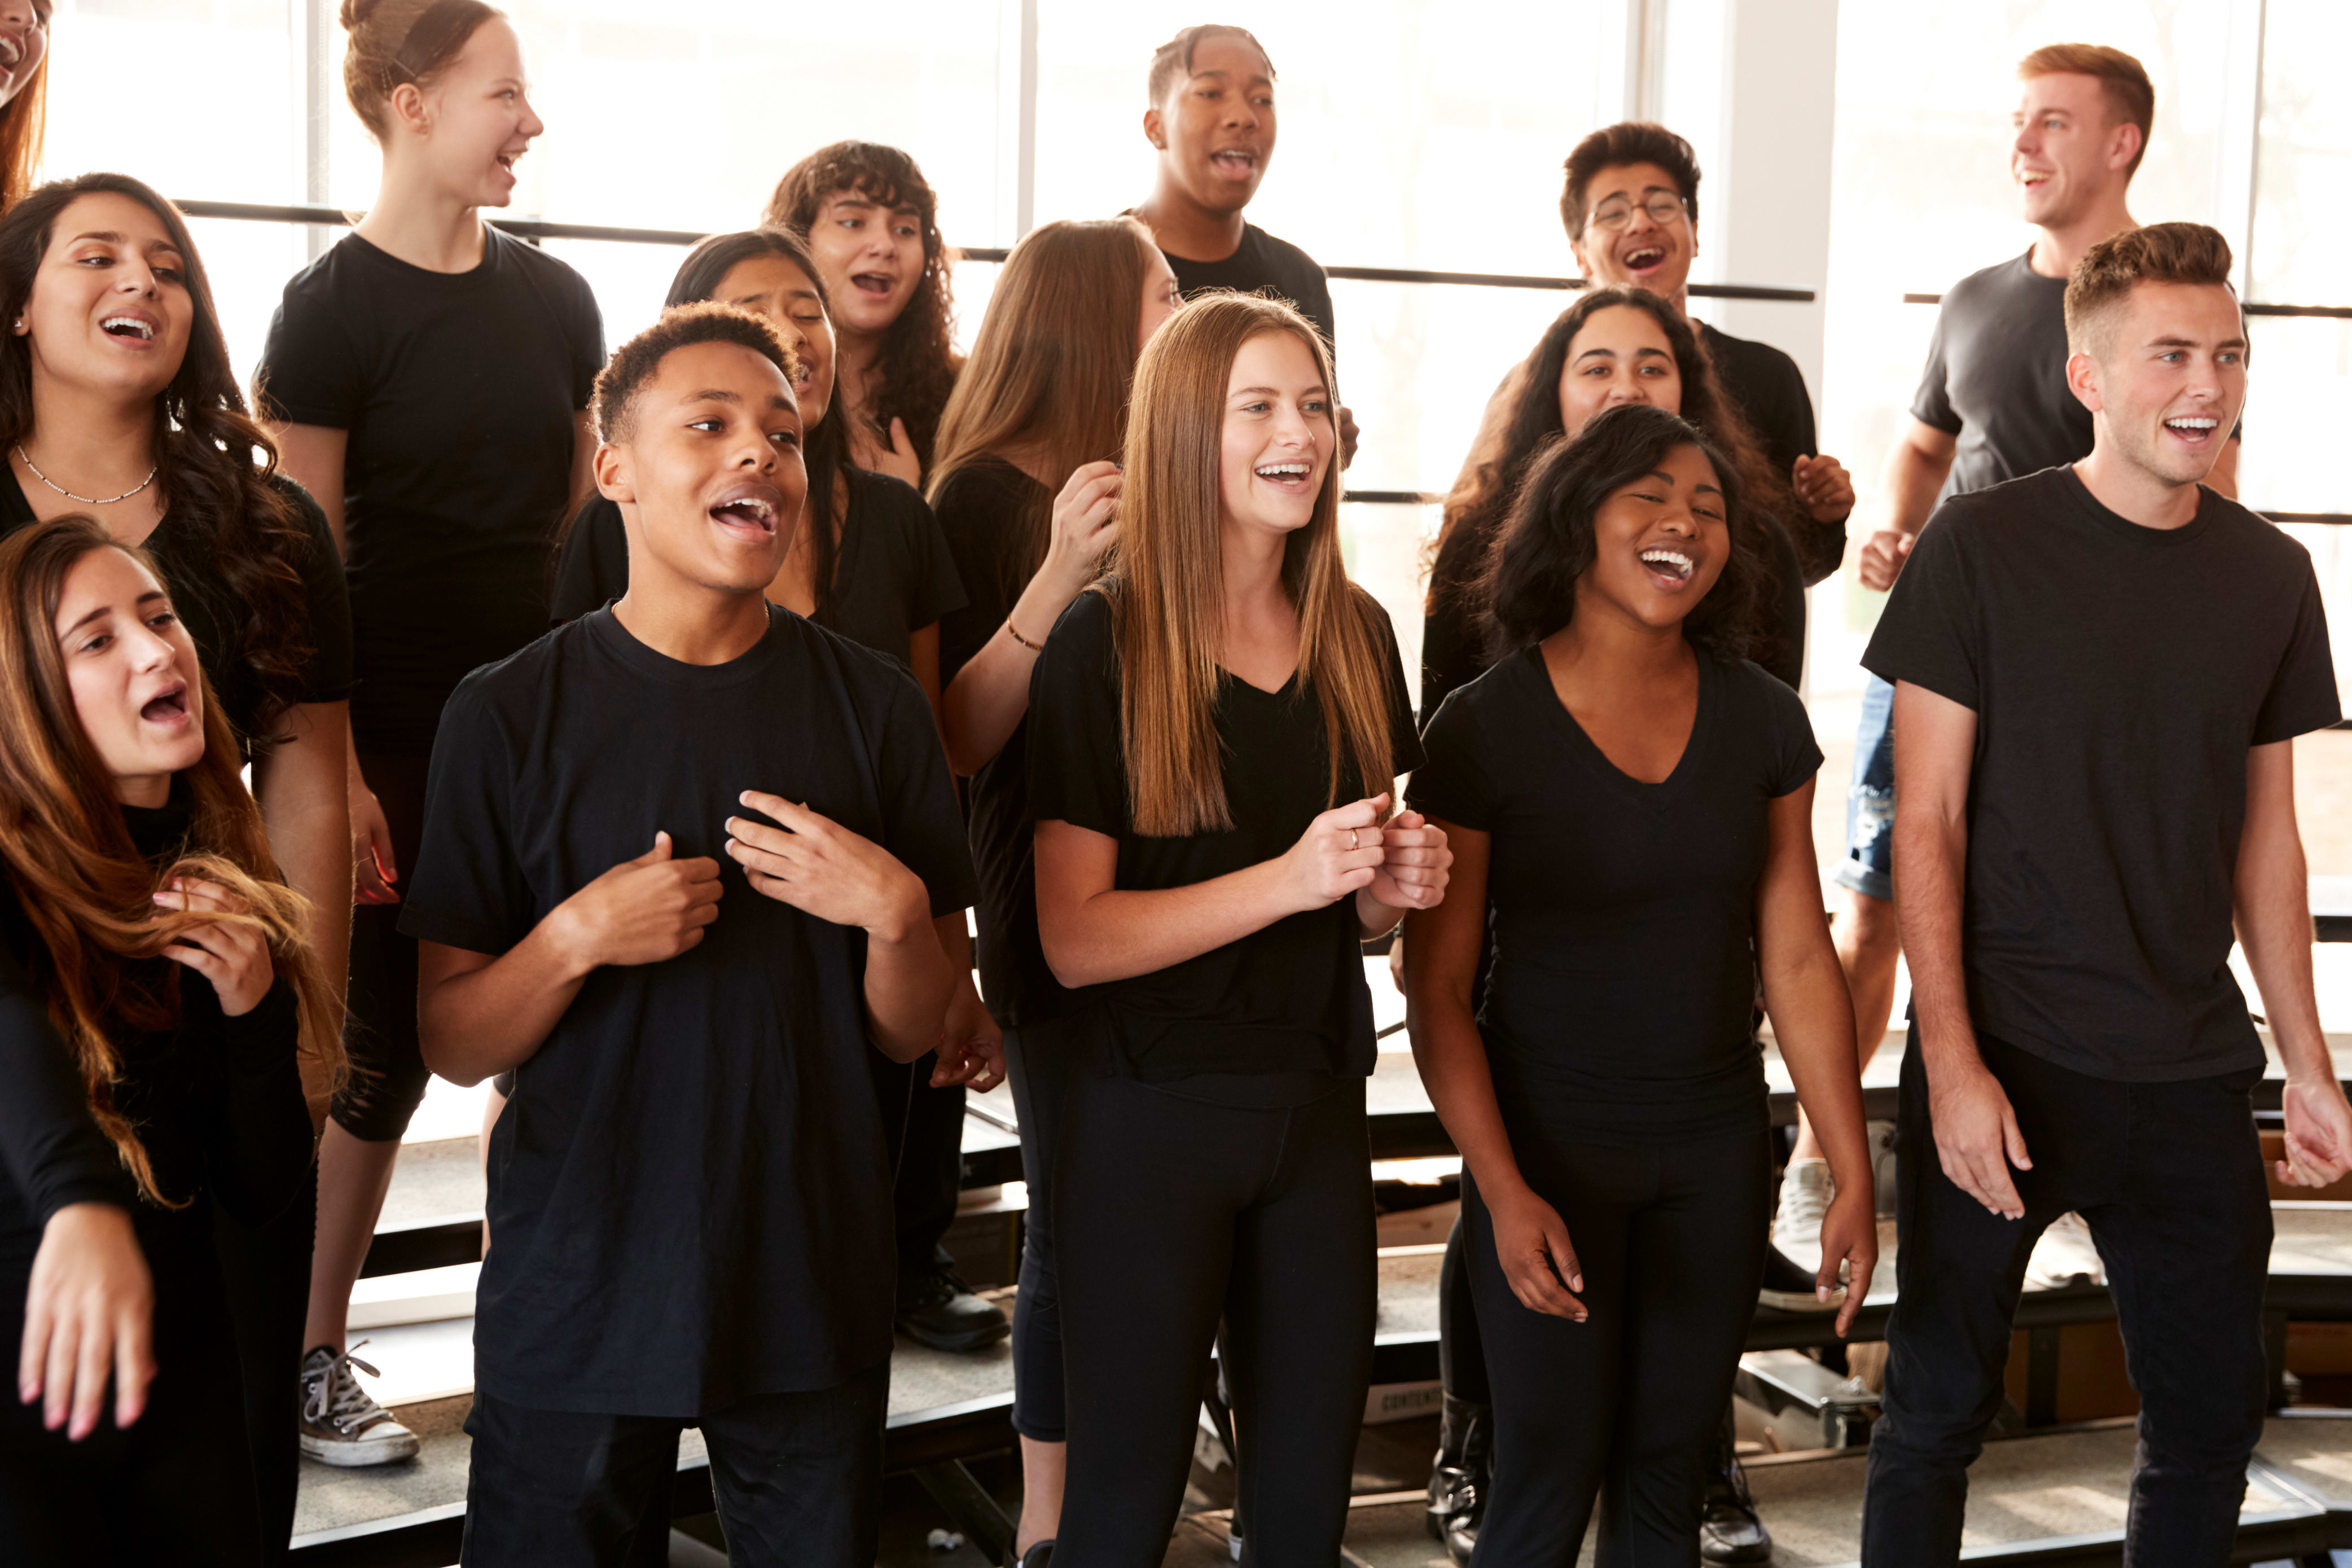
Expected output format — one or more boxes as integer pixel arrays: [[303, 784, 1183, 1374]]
[[867, 1049, 966, 1280], [1004, 1017, 1070, 1441], [337, 750, 433, 1143], [1465, 1123, 1771, 1567], [1055, 1068, 1374, 1567]]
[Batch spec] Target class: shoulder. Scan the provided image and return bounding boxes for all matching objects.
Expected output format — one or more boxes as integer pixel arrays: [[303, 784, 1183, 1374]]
[[1922, 468, 2061, 543], [846, 467, 932, 532], [1702, 324, 1804, 386], [450, 619, 586, 712], [931, 455, 1030, 515], [1723, 653, 1811, 720], [1941, 252, 2037, 309], [274, 236, 365, 309], [788, 612, 933, 722], [489, 227, 594, 295], [1430, 648, 1525, 724], [2206, 491, 2319, 570], [1245, 224, 1328, 282], [1047, 582, 1118, 651], [258, 470, 339, 551]]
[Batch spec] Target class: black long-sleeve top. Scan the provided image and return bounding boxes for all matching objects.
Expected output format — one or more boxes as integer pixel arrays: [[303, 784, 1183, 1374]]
[[0, 797, 311, 1273]]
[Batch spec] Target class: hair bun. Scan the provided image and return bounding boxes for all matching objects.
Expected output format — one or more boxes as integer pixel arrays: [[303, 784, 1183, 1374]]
[[338, 0, 385, 32]]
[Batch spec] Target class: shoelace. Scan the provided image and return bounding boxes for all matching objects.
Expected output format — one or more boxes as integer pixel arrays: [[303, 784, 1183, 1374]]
[[305, 1341, 389, 1433]]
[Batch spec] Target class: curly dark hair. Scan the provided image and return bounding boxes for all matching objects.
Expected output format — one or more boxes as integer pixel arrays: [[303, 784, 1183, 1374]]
[[1483, 403, 1762, 661], [1430, 286, 1794, 664], [1561, 121, 1702, 236], [0, 173, 318, 748], [764, 142, 959, 472], [590, 301, 798, 445]]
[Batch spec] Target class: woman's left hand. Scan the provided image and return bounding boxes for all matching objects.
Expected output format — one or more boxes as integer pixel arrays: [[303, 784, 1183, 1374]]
[[934, 979, 1006, 1092], [153, 879, 276, 1017], [1367, 810, 1451, 914], [1792, 453, 1855, 524], [1818, 1185, 1880, 1338]]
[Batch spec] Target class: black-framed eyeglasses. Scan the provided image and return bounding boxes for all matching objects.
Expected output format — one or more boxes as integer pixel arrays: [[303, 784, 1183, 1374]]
[[1587, 194, 1688, 233]]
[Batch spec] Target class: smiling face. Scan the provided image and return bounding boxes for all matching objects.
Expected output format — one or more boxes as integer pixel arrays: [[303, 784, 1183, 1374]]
[[711, 253, 835, 428], [2012, 72, 2136, 229], [55, 544, 205, 806], [598, 339, 809, 598], [1138, 248, 1184, 354], [2072, 280, 2247, 490], [410, 17, 543, 209], [1146, 32, 1277, 218], [1569, 161, 1694, 297], [1578, 442, 1730, 635], [16, 191, 194, 406], [1557, 304, 1684, 441], [803, 188, 926, 340], [1218, 329, 1331, 546], [0, 1, 50, 111]]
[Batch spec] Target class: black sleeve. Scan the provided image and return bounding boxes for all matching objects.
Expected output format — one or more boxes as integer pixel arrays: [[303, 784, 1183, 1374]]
[[871, 666, 982, 917], [1371, 598, 1424, 779], [550, 498, 629, 625], [1025, 591, 1129, 837], [396, 680, 534, 956], [1861, 504, 1980, 710], [869, 477, 968, 630], [279, 481, 354, 705], [0, 913, 135, 1227], [256, 276, 364, 430], [934, 469, 1014, 688], [197, 981, 314, 1229], [568, 269, 607, 408], [1405, 687, 1495, 832], [1420, 597, 1486, 720], [1757, 666, 1827, 797], [1301, 265, 1337, 353], [2253, 561, 2342, 745], [1909, 304, 1963, 437]]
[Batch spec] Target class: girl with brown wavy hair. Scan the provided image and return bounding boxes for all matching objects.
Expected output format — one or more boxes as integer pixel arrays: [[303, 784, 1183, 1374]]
[[0, 3, 49, 212], [768, 140, 960, 484], [1026, 293, 1450, 1563], [0, 516, 343, 1563], [0, 170, 357, 1548]]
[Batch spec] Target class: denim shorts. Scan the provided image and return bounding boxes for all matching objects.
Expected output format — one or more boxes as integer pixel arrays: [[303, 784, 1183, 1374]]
[[1833, 674, 1896, 903]]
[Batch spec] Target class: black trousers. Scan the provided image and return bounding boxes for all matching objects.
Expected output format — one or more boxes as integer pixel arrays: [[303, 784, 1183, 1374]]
[[0, 1210, 265, 1566], [337, 751, 433, 1142], [1055, 1069, 1375, 1567], [213, 1161, 317, 1564], [1004, 1018, 1070, 1441], [1439, 1211, 1491, 1405], [1861, 1033, 2271, 1567], [868, 1047, 966, 1282], [1465, 1123, 1772, 1567], [459, 1364, 888, 1568]]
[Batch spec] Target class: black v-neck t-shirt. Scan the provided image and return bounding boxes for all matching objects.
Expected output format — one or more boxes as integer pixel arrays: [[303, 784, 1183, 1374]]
[[0, 471, 353, 755], [398, 605, 977, 1415], [1409, 647, 1822, 1142], [258, 229, 605, 756], [1025, 587, 1420, 1083], [547, 469, 967, 670], [1864, 467, 2337, 1081]]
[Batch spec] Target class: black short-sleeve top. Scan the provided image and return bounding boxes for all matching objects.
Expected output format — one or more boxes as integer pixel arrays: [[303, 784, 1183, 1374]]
[[257, 228, 604, 756], [1409, 647, 1822, 1143], [1025, 586, 1421, 1083]]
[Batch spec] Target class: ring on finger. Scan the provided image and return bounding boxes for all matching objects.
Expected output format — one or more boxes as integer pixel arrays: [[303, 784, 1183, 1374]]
[[1346, 828, 1359, 850]]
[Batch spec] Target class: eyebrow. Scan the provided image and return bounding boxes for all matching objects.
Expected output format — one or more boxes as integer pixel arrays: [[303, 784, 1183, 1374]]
[[62, 590, 166, 638], [2146, 335, 2249, 350], [67, 230, 182, 254], [1191, 68, 1274, 87], [1228, 384, 1329, 399]]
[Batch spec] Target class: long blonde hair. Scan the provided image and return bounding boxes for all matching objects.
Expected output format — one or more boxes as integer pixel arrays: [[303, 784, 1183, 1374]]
[[926, 217, 1159, 603], [1109, 293, 1396, 837], [0, 517, 345, 1206]]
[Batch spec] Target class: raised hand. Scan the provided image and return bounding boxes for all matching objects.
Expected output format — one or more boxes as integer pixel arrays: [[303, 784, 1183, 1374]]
[[1858, 527, 1915, 592], [152, 878, 277, 1016], [851, 416, 922, 490], [1793, 453, 1857, 524], [1281, 793, 1390, 911], [555, 832, 723, 969], [725, 792, 928, 938], [19, 1202, 153, 1440], [1367, 809, 1450, 912], [1039, 459, 1122, 597]]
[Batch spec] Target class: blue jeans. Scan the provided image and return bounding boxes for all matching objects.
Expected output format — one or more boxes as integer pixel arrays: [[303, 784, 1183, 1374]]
[[1834, 674, 1896, 903]]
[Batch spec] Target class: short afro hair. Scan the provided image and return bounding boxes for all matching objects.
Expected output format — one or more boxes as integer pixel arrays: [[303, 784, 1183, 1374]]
[[1146, 23, 1274, 105], [590, 302, 799, 444], [1561, 122, 1701, 237], [2064, 222, 2236, 358]]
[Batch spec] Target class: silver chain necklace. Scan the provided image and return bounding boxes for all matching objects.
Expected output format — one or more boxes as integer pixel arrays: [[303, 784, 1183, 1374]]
[[14, 444, 158, 506]]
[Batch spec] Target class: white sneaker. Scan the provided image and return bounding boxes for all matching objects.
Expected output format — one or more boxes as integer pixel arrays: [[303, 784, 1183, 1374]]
[[1771, 1159, 1835, 1276], [2024, 1212, 2105, 1290], [299, 1342, 420, 1466]]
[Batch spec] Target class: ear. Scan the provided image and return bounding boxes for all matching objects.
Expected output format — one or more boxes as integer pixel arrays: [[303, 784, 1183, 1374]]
[[388, 81, 432, 139], [1568, 235, 1595, 281], [593, 440, 633, 503], [2107, 120, 2143, 174], [1143, 105, 1166, 152], [2064, 349, 2104, 415]]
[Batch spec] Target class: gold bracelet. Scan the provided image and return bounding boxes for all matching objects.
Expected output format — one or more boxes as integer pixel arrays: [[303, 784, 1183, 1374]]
[[1006, 618, 1044, 652]]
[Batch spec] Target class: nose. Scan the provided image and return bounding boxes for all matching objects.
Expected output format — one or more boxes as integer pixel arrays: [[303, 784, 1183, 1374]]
[[115, 261, 160, 297], [517, 94, 545, 140], [125, 620, 177, 673]]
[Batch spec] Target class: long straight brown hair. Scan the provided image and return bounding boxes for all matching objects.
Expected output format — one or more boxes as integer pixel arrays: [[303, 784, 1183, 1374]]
[[0, 32, 46, 212], [926, 217, 1159, 603], [0, 517, 345, 1206], [1110, 293, 1396, 837]]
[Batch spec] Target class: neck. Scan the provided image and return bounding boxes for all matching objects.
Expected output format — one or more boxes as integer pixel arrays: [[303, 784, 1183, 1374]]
[[835, 332, 884, 419], [2030, 195, 2135, 280], [20, 375, 159, 489], [611, 547, 775, 665], [113, 770, 170, 810], [1135, 181, 1246, 263], [1218, 518, 1291, 625], [1548, 592, 1693, 681], [2072, 442, 2202, 531], [357, 156, 489, 274]]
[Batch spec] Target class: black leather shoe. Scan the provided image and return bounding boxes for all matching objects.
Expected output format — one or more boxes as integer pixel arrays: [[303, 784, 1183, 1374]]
[[1425, 1393, 1491, 1541], [1699, 1438, 1773, 1564], [894, 1269, 1011, 1353]]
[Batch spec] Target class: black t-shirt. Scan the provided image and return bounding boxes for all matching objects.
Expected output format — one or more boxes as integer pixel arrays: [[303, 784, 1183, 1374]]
[[934, 457, 1063, 1030], [1411, 648, 1819, 1143], [1700, 321, 1845, 592], [1025, 588, 1420, 1083], [1863, 468, 2339, 1081], [257, 229, 605, 756], [1161, 222, 1337, 352], [1911, 252, 2092, 505], [0, 473, 353, 754], [548, 469, 966, 670], [397, 606, 977, 1416]]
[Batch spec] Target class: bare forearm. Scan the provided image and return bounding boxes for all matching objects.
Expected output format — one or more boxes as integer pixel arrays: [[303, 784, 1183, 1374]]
[[1407, 981, 1529, 1204], [942, 635, 1042, 775], [1763, 935, 1871, 1187], [863, 908, 956, 1062], [1043, 857, 1298, 988], [1354, 884, 1410, 939], [418, 920, 594, 1086], [2237, 823, 2328, 1077], [1891, 809, 1980, 1078], [1885, 437, 1953, 537]]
